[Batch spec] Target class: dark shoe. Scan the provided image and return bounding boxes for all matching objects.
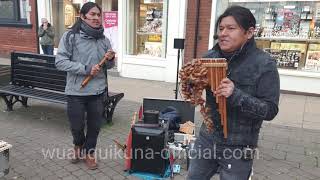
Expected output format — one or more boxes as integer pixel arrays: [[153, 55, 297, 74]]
[[70, 145, 82, 164], [85, 154, 98, 170]]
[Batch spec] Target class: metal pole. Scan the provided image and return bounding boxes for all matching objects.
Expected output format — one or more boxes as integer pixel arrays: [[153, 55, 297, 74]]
[[175, 49, 180, 99]]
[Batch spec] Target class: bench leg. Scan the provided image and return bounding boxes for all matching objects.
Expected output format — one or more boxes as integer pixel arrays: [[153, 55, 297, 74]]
[[104, 94, 124, 123], [0, 95, 29, 111], [21, 97, 28, 107], [1, 95, 14, 111]]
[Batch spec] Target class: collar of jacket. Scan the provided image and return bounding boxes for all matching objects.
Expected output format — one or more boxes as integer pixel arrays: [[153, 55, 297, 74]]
[[212, 38, 257, 62], [79, 30, 96, 39]]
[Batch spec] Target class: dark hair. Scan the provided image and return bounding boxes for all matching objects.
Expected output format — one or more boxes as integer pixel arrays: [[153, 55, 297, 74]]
[[215, 6, 256, 32], [70, 2, 102, 34], [65, 2, 102, 52]]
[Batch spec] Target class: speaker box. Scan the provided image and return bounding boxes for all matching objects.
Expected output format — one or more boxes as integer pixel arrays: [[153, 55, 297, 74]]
[[131, 125, 169, 176], [174, 38, 185, 49]]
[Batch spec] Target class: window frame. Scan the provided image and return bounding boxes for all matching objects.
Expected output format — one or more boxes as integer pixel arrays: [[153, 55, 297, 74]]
[[0, 0, 29, 26]]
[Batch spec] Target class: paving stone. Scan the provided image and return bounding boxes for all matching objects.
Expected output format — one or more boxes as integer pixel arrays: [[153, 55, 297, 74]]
[[262, 135, 289, 144], [260, 148, 286, 160], [61, 175, 78, 180], [101, 167, 119, 177], [276, 143, 305, 155], [71, 169, 88, 177], [286, 152, 317, 168], [63, 164, 80, 172], [54, 169, 72, 178]]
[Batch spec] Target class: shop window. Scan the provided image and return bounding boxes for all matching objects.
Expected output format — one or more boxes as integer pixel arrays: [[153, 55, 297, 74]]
[[220, 0, 320, 72], [125, 0, 168, 58], [0, 0, 28, 24]]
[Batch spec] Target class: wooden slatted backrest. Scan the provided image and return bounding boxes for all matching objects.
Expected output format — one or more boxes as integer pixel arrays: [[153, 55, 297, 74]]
[[11, 52, 67, 92]]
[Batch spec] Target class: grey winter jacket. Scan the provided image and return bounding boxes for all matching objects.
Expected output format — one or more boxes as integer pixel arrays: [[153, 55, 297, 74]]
[[55, 30, 115, 96], [200, 38, 280, 147], [38, 24, 55, 45]]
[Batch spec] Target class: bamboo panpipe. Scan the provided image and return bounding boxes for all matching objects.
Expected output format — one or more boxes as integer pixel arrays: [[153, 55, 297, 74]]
[[80, 50, 115, 89], [199, 58, 228, 138]]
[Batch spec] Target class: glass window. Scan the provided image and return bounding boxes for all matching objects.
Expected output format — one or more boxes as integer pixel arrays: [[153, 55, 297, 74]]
[[0, 0, 15, 19], [224, 0, 320, 72], [125, 0, 168, 58], [0, 0, 28, 24]]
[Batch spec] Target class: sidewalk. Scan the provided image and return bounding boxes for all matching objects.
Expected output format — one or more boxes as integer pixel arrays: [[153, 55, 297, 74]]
[[0, 70, 319, 179]]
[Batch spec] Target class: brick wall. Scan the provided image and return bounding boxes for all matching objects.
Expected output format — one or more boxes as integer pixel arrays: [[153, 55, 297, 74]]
[[0, 0, 38, 57], [184, 0, 212, 63]]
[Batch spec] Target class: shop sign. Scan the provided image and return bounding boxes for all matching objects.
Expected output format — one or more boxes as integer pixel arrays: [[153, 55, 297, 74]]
[[148, 35, 161, 42], [103, 11, 118, 53], [103, 11, 118, 28]]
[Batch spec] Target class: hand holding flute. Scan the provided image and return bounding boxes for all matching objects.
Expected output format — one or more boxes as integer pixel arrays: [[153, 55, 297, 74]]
[[81, 50, 115, 88]]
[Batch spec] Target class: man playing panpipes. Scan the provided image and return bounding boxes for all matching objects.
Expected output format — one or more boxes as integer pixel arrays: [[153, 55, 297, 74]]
[[187, 6, 280, 180]]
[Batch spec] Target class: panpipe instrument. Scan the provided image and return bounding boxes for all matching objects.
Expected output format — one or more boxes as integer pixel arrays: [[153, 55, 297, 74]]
[[179, 58, 228, 138], [80, 50, 115, 89], [200, 58, 228, 138]]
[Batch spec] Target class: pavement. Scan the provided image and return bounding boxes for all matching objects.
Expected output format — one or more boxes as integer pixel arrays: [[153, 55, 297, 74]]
[[0, 60, 319, 179]]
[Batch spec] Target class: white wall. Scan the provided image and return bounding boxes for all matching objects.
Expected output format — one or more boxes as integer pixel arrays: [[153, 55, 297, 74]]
[[279, 69, 320, 94]]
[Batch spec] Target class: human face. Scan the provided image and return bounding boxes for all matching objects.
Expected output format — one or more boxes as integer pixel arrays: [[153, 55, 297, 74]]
[[81, 6, 102, 28], [218, 16, 254, 53], [41, 18, 48, 25]]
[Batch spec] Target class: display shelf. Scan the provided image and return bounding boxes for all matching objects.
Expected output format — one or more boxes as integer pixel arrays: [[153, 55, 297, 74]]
[[136, 31, 162, 35], [256, 37, 320, 43]]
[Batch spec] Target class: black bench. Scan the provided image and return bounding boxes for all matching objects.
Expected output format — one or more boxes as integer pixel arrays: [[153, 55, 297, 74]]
[[0, 52, 124, 123]]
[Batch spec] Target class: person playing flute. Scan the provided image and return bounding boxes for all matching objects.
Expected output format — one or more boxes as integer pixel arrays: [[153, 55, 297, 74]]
[[55, 2, 115, 170], [187, 6, 280, 180]]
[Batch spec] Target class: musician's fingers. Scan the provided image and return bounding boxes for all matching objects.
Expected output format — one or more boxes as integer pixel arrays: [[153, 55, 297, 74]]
[[220, 78, 231, 84], [93, 64, 100, 71], [215, 86, 234, 97], [217, 83, 229, 89]]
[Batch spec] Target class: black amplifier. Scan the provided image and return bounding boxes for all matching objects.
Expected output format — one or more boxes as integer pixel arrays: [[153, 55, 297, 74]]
[[131, 123, 169, 176]]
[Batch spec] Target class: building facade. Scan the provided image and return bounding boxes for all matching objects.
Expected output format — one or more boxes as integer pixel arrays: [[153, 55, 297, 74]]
[[0, 0, 38, 57], [37, 0, 186, 83], [185, 0, 320, 94]]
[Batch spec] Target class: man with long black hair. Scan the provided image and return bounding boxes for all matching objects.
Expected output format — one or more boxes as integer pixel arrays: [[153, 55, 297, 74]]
[[55, 2, 115, 170], [187, 6, 280, 180]]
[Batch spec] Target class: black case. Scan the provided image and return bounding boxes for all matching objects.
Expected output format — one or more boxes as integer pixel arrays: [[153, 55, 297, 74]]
[[131, 123, 169, 176]]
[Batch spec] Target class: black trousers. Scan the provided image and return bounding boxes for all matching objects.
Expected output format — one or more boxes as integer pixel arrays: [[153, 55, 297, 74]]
[[67, 93, 104, 154], [187, 125, 253, 180]]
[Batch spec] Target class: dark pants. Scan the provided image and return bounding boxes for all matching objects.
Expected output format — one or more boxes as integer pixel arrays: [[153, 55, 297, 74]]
[[187, 127, 253, 180], [41, 45, 54, 55], [67, 93, 104, 154]]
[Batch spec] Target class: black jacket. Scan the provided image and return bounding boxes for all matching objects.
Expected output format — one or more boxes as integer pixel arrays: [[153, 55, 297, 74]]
[[200, 38, 280, 146]]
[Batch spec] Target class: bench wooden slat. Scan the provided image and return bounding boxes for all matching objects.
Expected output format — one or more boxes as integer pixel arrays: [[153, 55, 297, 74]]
[[0, 85, 66, 104], [13, 78, 66, 92], [13, 74, 66, 86], [14, 57, 55, 68], [14, 66, 66, 79]]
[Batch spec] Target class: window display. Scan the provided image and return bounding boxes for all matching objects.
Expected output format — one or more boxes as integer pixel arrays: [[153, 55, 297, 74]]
[[126, 0, 168, 58], [228, 0, 320, 73]]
